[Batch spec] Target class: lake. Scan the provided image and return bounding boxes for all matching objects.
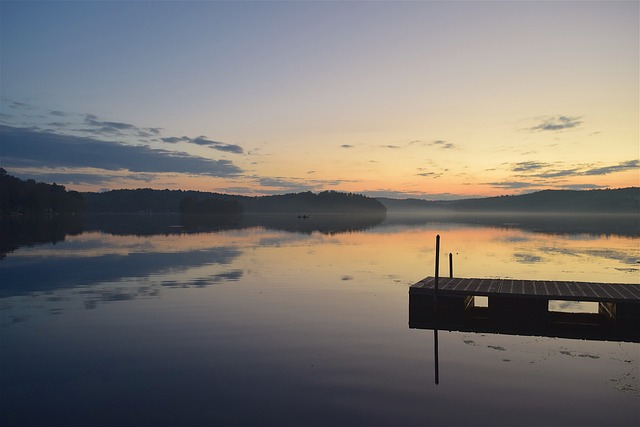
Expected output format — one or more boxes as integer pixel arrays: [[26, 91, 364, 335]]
[[1, 213, 638, 426]]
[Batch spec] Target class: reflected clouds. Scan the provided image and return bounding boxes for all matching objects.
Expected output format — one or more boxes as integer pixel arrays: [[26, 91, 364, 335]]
[[540, 246, 640, 264], [161, 270, 243, 288], [0, 246, 243, 298], [513, 252, 544, 264]]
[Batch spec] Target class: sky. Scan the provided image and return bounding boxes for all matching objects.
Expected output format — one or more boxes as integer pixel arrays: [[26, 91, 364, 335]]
[[1, 1, 638, 200]]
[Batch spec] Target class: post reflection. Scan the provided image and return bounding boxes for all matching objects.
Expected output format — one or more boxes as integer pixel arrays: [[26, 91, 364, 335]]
[[433, 324, 439, 385]]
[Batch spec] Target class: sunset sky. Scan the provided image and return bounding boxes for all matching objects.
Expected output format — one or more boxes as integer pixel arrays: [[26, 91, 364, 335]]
[[1, 1, 638, 199]]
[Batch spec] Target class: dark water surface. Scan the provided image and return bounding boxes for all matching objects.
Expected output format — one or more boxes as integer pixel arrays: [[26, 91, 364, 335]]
[[1, 213, 638, 426]]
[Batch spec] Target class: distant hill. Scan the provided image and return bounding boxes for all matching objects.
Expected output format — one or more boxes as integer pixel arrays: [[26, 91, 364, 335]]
[[377, 188, 640, 214], [84, 189, 386, 214]]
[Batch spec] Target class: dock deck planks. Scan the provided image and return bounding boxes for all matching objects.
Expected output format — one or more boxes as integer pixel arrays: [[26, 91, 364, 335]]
[[411, 277, 640, 303]]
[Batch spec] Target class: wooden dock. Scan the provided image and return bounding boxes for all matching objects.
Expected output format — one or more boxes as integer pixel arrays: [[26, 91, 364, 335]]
[[409, 277, 640, 342], [411, 277, 640, 303]]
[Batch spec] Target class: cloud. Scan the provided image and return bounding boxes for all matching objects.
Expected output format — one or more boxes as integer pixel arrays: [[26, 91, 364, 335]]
[[389, 139, 456, 150], [5, 171, 114, 186], [161, 136, 191, 143], [162, 135, 244, 154], [417, 172, 442, 178], [529, 115, 582, 131], [533, 168, 582, 179], [416, 166, 443, 178], [364, 189, 469, 200], [340, 144, 354, 148], [429, 140, 455, 149], [84, 114, 138, 132], [49, 110, 67, 117], [511, 161, 550, 172], [258, 177, 316, 192], [253, 176, 356, 194], [487, 181, 539, 190], [0, 125, 243, 177], [583, 160, 639, 176], [491, 158, 638, 192], [510, 159, 638, 179], [8, 101, 33, 110]]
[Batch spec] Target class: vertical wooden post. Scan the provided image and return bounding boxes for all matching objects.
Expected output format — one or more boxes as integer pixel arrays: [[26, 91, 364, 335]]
[[434, 235, 441, 385], [434, 235, 440, 304], [449, 252, 453, 278]]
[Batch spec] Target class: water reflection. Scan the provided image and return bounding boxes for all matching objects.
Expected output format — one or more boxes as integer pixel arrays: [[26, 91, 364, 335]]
[[0, 212, 388, 259], [386, 211, 640, 237], [409, 293, 640, 343], [3, 211, 638, 259], [0, 245, 243, 298], [0, 215, 84, 259], [1, 214, 639, 426]]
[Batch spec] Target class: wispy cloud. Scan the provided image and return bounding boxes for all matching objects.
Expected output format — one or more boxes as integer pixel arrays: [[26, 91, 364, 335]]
[[364, 189, 469, 200], [487, 181, 539, 190], [1, 125, 243, 177], [84, 114, 138, 133], [429, 140, 455, 149], [511, 161, 550, 172], [417, 172, 441, 178], [583, 160, 639, 176], [161, 135, 244, 154], [529, 115, 582, 132], [1, 99, 243, 154], [491, 159, 639, 192], [258, 177, 316, 191], [510, 160, 638, 179], [7, 100, 33, 110], [340, 144, 354, 149], [383, 139, 456, 150], [8, 171, 115, 186], [249, 175, 357, 194]]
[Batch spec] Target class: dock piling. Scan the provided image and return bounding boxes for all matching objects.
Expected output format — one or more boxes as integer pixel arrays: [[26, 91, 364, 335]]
[[434, 235, 440, 304]]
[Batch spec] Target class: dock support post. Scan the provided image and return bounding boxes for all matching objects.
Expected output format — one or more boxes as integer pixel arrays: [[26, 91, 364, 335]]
[[449, 253, 453, 278], [434, 235, 440, 305]]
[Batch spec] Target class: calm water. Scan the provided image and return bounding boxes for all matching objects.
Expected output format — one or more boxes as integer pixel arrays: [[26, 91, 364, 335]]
[[1, 213, 638, 426]]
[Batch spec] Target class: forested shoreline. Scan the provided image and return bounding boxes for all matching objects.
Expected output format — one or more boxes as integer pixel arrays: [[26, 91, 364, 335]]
[[0, 168, 84, 216], [1, 169, 637, 216]]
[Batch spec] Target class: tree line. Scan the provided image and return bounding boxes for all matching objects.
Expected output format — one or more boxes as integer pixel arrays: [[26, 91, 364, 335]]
[[84, 188, 387, 214], [1, 171, 386, 215], [0, 168, 84, 216], [378, 187, 640, 213]]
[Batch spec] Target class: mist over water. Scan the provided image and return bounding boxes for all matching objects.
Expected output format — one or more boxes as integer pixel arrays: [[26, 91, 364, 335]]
[[1, 213, 638, 426]]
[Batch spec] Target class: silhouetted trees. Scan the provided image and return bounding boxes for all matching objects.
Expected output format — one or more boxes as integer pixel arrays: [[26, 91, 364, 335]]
[[84, 189, 386, 214], [378, 188, 640, 213], [0, 168, 84, 216]]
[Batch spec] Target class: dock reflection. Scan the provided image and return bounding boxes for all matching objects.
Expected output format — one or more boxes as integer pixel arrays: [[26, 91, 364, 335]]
[[409, 294, 640, 344]]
